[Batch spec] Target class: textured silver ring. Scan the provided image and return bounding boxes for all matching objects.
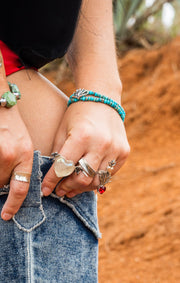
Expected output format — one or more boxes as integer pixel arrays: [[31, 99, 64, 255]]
[[77, 158, 96, 178], [11, 171, 31, 183]]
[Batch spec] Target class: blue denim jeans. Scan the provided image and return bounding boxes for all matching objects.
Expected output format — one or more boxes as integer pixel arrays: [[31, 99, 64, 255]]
[[0, 151, 100, 283]]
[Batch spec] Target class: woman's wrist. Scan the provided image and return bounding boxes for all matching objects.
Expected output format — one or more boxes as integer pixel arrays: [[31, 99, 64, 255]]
[[73, 80, 122, 105], [67, 88, 126, 122]]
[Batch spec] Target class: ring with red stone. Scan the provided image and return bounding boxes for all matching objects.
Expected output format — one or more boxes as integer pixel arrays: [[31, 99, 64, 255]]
[[97, 185, 107, 194], [97, 169, 112, 195]]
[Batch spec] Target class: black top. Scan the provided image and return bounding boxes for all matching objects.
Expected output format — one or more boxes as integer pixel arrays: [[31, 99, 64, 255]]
[[0, 1, 82, 68]]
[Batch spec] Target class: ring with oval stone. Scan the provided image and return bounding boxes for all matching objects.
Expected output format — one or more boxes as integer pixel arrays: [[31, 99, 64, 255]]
[[50, 152, 76, 178]]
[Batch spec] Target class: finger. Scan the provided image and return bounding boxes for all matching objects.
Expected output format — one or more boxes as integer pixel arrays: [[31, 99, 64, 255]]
[[97, 136, 130, 176], [66, 191, 79, 198], [1, 161, 33, 221], [42, 136, 85, 196], [65, 184, 97, 198], [55, 152, 102, 197], [90, 148, 129, 192]]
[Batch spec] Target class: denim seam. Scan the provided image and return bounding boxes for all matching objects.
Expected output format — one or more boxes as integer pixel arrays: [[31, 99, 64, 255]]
[[0, 192, 8, 196], [0, 184, 10, 195], [27, 232, 34, 283], [13, 204, 46, 232], [51, 193, 101, 239], [27, 232, 31, 283], [1, 184, 10, 189], [36, 150, 43, 181], [64, 197, 100, 234], [37, 150, 44, 207]]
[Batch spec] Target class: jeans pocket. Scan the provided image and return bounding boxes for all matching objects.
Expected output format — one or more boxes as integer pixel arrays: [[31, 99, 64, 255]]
[[51, 191, 101, 239], [13, 205, 46, 232]]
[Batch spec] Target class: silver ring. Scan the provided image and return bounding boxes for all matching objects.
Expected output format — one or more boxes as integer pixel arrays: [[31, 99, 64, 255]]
[[11, 171, 31, 183], [96, 160, 116, 194], [0, 98, 7, 107], [96, 170, 111, 195], [77, 158, 96, 178], [98, 170, 111, 185]]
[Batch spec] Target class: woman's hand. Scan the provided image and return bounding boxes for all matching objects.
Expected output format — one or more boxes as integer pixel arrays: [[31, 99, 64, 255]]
[[42, 99, 130, 198], [0, 51, 33, 221], [41, 0, 131, 198]]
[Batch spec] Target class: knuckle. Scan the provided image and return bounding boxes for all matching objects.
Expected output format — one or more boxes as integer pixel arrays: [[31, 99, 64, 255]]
[[21, 142, 34, 159], [121, 144, 131, 160], [100, 138, 112, 151], [77, 174, 92, 187], [1, 147, 16, 165], [13, 185, 28, 198], [78, 126, 92, 143], [43, 176, 56, 188]]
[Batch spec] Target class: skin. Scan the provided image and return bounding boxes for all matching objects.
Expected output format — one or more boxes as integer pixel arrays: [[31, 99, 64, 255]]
[[0, 0, 130, 221]]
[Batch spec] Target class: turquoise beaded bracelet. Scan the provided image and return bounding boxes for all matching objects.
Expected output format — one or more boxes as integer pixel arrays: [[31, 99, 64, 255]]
[[67, 89, 126, 122]]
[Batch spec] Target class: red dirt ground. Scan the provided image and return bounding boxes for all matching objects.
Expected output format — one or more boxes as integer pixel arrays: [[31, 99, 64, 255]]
[[43, 37, 180, 283]]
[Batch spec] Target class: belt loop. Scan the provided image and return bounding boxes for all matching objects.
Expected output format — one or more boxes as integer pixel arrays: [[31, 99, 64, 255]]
[[22, 150, 42, 207]]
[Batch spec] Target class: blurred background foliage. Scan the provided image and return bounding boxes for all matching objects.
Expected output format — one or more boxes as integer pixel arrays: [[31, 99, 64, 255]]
[[113, 0, 180, 50], [41, 0, 180, 73]]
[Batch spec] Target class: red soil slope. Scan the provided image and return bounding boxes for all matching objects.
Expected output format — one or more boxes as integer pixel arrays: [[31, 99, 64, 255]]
[[44, 36, 180, 283]]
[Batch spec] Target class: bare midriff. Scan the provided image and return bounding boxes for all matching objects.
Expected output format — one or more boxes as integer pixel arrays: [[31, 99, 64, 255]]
[[7, 69, 68, 156]]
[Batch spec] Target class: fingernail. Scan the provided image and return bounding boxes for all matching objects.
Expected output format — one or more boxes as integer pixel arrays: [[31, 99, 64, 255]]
[[1, 213, 13, 221], [56, 189, 66, 197], [41, 187, 51, 196]]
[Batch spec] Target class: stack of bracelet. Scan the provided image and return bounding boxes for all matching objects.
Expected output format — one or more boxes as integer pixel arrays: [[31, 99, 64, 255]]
[[67, 88, 126, 122], [0, 82, 21, 108]]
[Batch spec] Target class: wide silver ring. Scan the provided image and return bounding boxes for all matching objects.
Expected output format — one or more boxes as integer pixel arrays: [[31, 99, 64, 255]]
[[11, 171, 31, 183], [77, 158, 96, 178]]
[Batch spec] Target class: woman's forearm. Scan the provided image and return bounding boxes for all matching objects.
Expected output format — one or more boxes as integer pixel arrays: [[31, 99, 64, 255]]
[[67, 0, 122, 103]]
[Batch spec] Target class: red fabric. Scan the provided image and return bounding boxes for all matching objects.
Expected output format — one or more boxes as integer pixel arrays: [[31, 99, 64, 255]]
[[0, 40, 37, 76]]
